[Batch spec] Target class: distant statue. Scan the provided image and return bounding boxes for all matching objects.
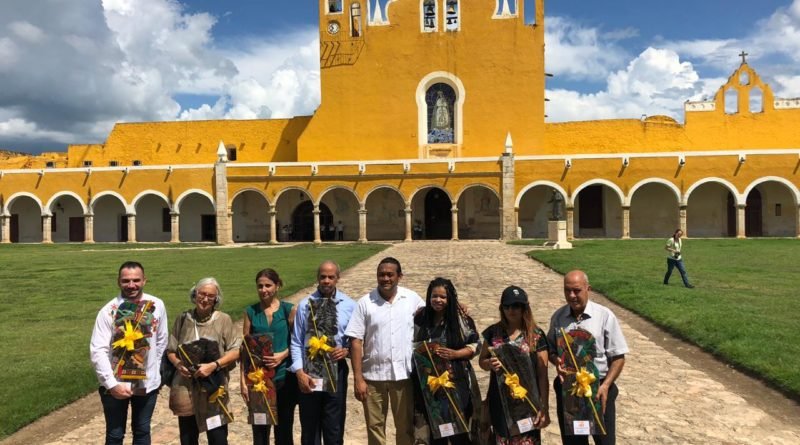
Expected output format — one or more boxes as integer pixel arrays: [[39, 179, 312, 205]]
[[433, 91, 451, 130], [547, 190, 564, 221]]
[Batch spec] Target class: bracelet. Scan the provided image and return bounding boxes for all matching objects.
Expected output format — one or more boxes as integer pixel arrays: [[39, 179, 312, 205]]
[[214, 360, 221, 370]]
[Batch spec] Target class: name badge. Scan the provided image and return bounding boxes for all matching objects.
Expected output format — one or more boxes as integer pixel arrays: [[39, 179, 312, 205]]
[[206, 415, 222, 430], [438, 423, 455, 437], [312, 378, 324, 392], [253, 413, 268, 425], [573, 420, 591, 435], [517, 417, 534, 433]]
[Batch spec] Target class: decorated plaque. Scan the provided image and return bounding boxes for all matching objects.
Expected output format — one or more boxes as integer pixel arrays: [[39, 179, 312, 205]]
[[555, 327, 605, 436], [178, 338, 233, 430], [241, 333, 278, 425], [111, 300, 156, 382], [490, 342, 542, 437], [304, 298, 338, 393], [412, 341, 470, 439]]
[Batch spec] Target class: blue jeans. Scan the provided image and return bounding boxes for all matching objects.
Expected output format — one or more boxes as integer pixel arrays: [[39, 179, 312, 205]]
[[664, 258, 691, 287], [98, 387, 159, 445]]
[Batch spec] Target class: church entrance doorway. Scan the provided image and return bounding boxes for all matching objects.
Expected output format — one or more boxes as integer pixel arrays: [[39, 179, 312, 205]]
[[745, 189, 763, 237], [292, 201, 333, 241], [424, 188, 451, 239]]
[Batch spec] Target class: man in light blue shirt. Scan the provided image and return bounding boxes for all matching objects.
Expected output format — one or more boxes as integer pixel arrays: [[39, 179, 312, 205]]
[[291, 260, 355, 445]]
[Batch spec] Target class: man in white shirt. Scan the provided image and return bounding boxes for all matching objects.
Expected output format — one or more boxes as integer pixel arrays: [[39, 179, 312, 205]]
[[344, 257, 424, 445], [548, 270, 628, 445], [89, 261, 168, 445]]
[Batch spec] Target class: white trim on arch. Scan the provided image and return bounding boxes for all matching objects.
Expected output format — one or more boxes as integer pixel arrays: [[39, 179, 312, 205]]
[[230, 188, 271, 208], [571, 179, 625, 207], [131, 190, 172, 213], [90, 191, 130, 213], [409, 185, 454, 205], [416, 71, 466, 149], [174, 189, 215, 213], [742, 176, 800, 206], [685, 177, 741, 206], [455, 183, 500, 202], [316, 185, 361, 206], [515, 181, 569, 208], [625, 178, 682, 206], [46, 191, 88, 215], [362, 185, 407, 207], [3, 192, 44, 216]]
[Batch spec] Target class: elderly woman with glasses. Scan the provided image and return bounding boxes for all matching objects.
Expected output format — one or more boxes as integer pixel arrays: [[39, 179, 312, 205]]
[[479, 286, 550, 445], [166, 277, 241, 445]]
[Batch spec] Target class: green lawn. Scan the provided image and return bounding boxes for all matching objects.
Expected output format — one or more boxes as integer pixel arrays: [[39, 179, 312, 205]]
[[0, 243, 386, 438], [523, 238, 800, 397]]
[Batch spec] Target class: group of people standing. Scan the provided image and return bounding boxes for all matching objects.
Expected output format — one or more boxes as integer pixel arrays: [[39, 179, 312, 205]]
[[90, 258, 628, 445]]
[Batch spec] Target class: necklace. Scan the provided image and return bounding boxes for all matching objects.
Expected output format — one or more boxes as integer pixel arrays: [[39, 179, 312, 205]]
[[194, 309, 214, 323]]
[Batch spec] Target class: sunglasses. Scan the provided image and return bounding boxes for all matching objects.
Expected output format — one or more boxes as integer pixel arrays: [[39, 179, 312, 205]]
[[502, 303, 527, 310]]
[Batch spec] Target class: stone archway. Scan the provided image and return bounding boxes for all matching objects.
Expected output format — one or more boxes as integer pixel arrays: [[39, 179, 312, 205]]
[[49, 195, 85, 242], [291, 201, 333, 241], [687, 183, 736, 238], [135, 194, 171, 242], [456, 186, 500, 239], [232, 190, 269, 243], [7, 196, 43, 243], [178, 193, 216, 242], [319, 188, 360, 241], [518, 185, 560, 239], [573, 184, 623, 238], [629, 183, 680, 238], [365, 188, 405, 241], [93, 195, 127, 242]]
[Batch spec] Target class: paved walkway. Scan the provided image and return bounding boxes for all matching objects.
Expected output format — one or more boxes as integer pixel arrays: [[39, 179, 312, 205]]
[[7, 241, 800, 444]]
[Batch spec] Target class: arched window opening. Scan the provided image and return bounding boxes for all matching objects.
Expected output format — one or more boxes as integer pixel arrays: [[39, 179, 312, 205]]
[[426, 83, 456, 143], [749, 86, 763, 113], [724, 88, 738, 115], [328, 0, 343, 13], [495, 0, 518, 16], [422, 0, 437, 32], [445, 0, 459, 31], [740, 71, 750, 86], [350, 2, 362, 37]]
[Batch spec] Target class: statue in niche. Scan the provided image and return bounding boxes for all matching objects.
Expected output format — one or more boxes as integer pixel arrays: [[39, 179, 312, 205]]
[[433, 91, 451, 130], [547, 190, 565, 221]]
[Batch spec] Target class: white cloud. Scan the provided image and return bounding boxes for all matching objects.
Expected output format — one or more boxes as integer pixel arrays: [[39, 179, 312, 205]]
[[545, 16, 632, 80], [9, 21, 46, 43], [0, 37, 18, 70]]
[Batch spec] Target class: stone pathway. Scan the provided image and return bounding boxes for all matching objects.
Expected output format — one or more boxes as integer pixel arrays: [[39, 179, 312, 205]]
[[5, 241, 800, 444]]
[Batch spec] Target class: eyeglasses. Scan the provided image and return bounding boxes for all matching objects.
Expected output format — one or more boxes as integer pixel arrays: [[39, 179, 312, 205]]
[[502, 303, 527, 310], [196, 291, 218, 301]]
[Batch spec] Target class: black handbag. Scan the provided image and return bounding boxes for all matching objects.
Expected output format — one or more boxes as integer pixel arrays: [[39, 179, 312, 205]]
[[159, 312, 187, 388]]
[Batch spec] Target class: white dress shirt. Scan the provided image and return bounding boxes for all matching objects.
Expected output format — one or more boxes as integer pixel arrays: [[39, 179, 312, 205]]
[[89, 293, 169, 393], [344, 286, 425, 381]]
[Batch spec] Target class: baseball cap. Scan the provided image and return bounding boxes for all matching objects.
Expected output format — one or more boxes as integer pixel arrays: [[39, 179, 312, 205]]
[[501, 285, 528, 306]]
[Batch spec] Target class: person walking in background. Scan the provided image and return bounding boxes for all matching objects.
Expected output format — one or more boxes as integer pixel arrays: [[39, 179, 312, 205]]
[[663, 229, 694, 288], [336, 221, 344, 241]]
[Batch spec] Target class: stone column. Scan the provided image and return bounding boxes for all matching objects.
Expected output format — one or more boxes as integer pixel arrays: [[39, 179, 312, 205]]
[[404, 207, 412, 242], [269, 206, 278, 244], [0, 215, 9, 243], [170, 212, 180, 243], [358, 207, 368, 243], [214, 161, 232, 245], [127, 214, 137, 242], [566, 207, 575, 240], [500, 153, 518, 240], [42, 215, 53, 243], [621, 206, 630, 239], [313, 206, 322, 245], [451, 205, 459, 241], [84, 213, 94, 243], [679, 206, 688, 236], [736, 204, 746, 239]]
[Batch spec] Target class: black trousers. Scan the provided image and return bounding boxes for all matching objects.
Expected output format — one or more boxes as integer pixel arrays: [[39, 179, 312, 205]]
[[554, 378, 618, 445], [178, 415, 228, 445], [298, 359, 349, 445], [252, 372, 298, 445]]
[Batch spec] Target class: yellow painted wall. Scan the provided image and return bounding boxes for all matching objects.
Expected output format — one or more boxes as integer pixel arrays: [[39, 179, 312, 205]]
[[298, 0, 546, 161]]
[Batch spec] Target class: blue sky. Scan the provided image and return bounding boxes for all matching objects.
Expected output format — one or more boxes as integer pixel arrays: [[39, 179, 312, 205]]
[[1, 0, 800, 154]]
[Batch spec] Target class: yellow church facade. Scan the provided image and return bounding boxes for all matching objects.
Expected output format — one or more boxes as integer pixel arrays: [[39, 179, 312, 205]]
[[1, 0, 798, 244]]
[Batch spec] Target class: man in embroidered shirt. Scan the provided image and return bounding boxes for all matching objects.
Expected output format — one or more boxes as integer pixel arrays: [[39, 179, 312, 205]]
[[291, 260, 355, 445], [547, 270, 628, 445], [89, 261, 168, 445], [344, 257, 425, 445]]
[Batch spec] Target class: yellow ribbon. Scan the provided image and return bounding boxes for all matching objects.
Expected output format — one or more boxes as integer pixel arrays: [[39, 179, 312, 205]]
[[247, 368, 265, 384], [570, 367, 596, 398], [208, 386, 226, 404], [111, 320, 144, 351], [308, 335, 333, 359], [504, 373, 529, 400], [253, 380, 268, 394], [427, 371, 455, 394]]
